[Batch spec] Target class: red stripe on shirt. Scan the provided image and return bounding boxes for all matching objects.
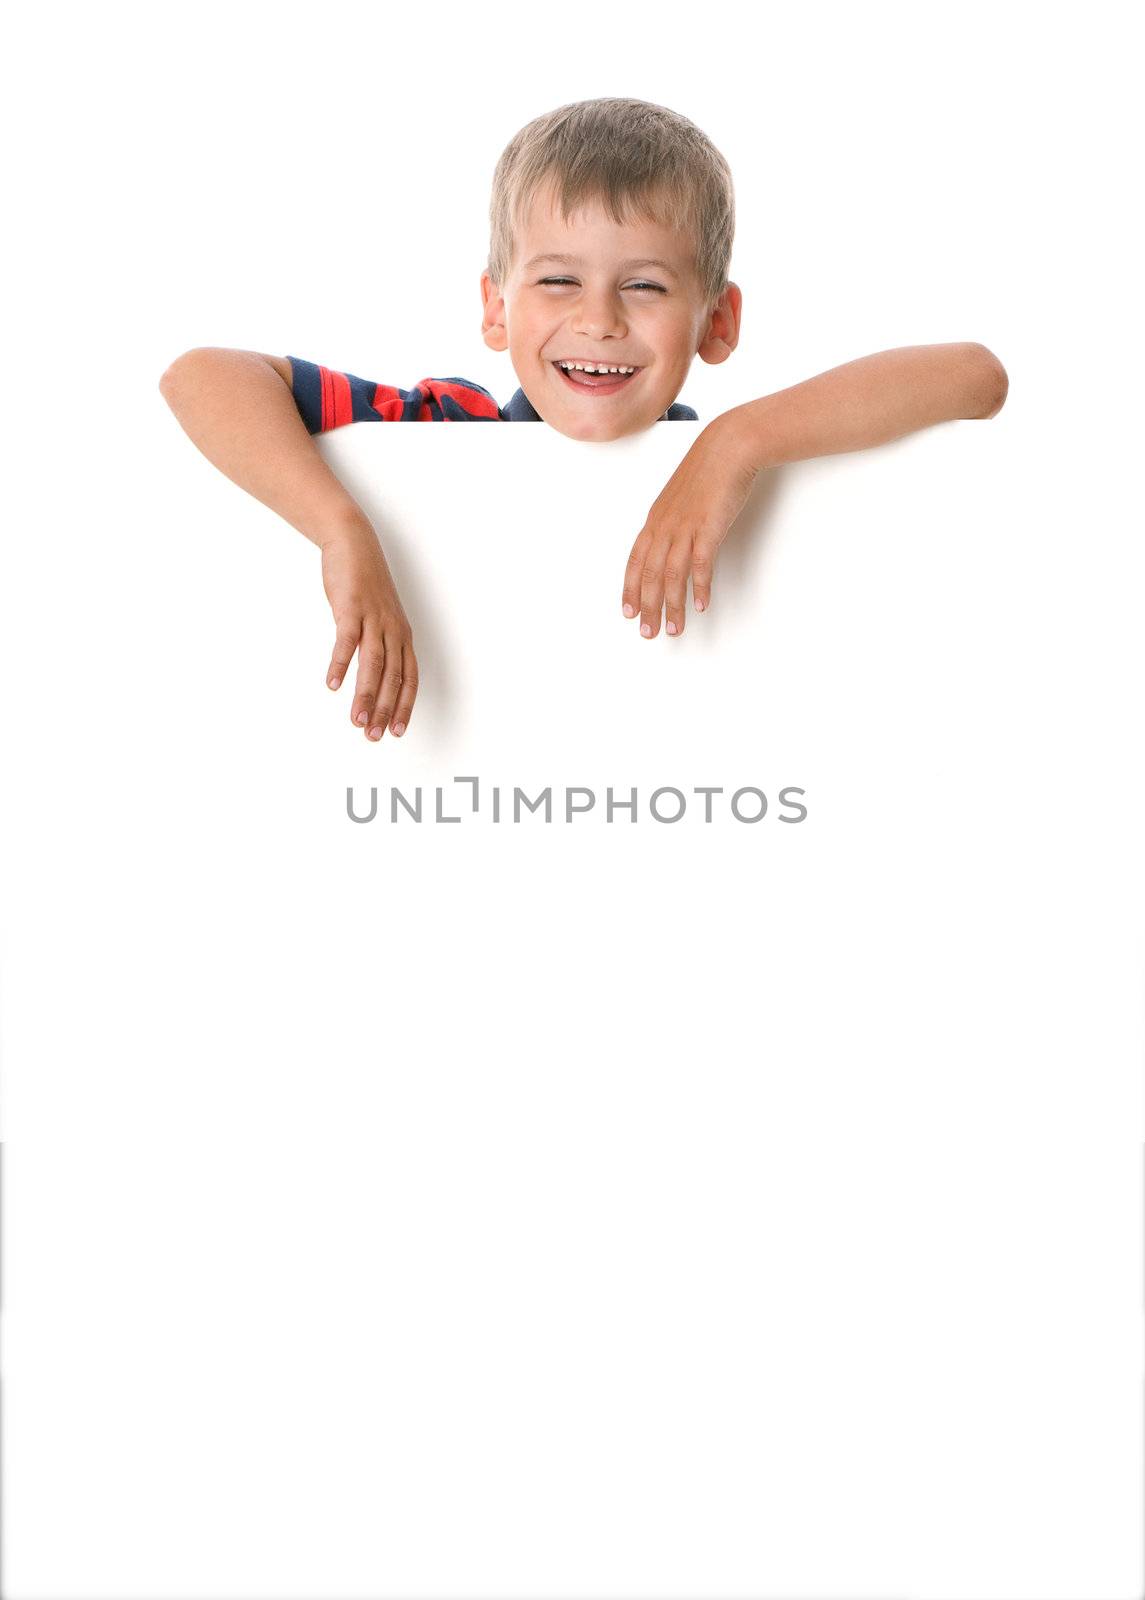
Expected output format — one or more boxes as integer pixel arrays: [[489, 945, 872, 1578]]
[[370, 385, 408, 421], [318, 366, 353, 430], [330, 370, 352, 428], [431, 380, 501, 419]]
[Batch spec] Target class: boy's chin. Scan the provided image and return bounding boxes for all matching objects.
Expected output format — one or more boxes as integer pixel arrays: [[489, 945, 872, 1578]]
[[547, 403, 658, 443]]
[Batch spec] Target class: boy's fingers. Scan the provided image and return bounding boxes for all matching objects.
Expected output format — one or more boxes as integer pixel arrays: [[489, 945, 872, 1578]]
[[351, 625, 386, 735], [639, 541, 670, 638], [327, 620, 361, 691], [389, 640, 418, 737], [692, 542, 715, 614], [663, 539, 690, 637], [367, 639, 405, 741], [621, 531, 652, 620]]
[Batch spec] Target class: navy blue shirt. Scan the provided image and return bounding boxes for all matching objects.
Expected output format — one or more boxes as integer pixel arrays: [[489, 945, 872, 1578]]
[[287, 356, 698, 430]]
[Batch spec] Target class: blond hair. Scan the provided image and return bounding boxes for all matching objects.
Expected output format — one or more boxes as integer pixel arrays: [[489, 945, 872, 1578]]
[[488, 97, 735, 312]]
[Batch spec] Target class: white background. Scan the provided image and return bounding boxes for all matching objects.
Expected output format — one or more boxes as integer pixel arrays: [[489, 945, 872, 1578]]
[[2, 2, 1144, 1597]]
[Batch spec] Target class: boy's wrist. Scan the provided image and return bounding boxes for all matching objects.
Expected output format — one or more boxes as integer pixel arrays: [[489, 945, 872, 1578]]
[[316, 506, 378, 554], [707, 401, 777, 475]]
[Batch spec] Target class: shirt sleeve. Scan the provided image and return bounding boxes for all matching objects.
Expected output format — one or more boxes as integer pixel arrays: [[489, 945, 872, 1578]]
[[286, 356, 501, 429]]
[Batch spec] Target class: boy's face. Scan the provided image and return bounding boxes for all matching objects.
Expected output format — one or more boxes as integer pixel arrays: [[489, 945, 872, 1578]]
[[480, 180, 741, 441]]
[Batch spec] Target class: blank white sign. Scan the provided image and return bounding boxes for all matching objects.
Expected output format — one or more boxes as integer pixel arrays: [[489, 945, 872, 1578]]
[[2, 407, 1142, 1598]]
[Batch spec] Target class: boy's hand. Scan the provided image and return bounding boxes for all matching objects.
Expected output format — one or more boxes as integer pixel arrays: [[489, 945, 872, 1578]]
[[320, 521, 418, 740], [621, 416, 759, 638]]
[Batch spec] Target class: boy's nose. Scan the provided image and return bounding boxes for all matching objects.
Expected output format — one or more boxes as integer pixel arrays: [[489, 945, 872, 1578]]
[[570, 291, 627, 340]]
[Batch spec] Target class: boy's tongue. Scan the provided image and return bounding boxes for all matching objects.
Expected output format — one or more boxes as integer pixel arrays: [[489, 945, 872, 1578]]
[[565, 366, 628, 388]]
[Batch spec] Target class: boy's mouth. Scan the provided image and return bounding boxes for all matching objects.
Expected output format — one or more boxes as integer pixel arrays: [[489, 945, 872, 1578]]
[[551, 360, 643, 397]]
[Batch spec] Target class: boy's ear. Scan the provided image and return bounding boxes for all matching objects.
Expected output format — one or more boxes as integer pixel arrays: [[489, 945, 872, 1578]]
[[696, 281, 743, 366], [480, 271, 509, 353]]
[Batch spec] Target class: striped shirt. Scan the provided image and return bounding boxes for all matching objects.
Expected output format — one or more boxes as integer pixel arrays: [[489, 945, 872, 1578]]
[[287, 355, 698, 430]]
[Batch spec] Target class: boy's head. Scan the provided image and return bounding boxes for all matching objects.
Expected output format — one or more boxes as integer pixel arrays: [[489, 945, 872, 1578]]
[[480, 98, 741, 441]]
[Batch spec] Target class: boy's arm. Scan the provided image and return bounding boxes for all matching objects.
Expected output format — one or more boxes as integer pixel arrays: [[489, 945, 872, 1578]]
[[158, 347, 419, 742], [717, 342, 1008, 472], [621, 342, 1009, 641], [157, 347, 370, 547]]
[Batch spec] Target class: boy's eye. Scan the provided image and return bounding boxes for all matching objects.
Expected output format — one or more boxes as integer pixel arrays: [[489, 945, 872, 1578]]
[[537, 277, 667, 293]]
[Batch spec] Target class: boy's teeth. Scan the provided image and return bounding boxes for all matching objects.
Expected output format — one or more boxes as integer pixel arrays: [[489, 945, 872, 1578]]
[[558, 362, 635, 373]]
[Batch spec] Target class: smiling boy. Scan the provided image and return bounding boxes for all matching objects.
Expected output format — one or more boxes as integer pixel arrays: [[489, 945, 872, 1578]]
[[480, 177, 738, 439], [159, 97, 1007, 743]]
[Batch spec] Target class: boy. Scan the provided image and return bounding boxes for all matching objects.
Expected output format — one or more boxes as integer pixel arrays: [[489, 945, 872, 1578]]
[[159, 97, 1008, 744]]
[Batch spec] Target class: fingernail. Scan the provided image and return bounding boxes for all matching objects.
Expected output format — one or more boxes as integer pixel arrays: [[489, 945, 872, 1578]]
[[696, 599, 705, 613], [329, 676, 341, 689], [667, 621, 678, 635], [391, 722, 405, 737], [356, 710, 368, 725], [623, 603, 635, 618], [640, 623, 652, 637], [368, 727, 383, 740]]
